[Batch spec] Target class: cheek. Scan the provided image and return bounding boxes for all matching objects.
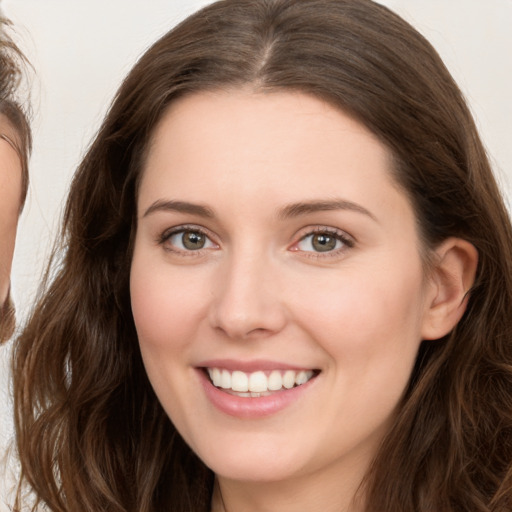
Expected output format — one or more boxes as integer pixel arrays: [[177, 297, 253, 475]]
[[291, 259, 427, 373], [0, 146, 22, 297], [295, 268, 426, 437], [130, 257, 206, 419], [130, 256, 209, 355], [0, 209, 19, 301]]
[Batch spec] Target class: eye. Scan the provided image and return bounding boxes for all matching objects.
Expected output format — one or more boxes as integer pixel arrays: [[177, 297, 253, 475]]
[[292, 228, 354, 255], [161, 227, 217, 252]]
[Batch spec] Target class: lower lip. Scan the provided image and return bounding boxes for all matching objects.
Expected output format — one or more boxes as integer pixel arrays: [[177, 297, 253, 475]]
[[197, 369, 318, 419]]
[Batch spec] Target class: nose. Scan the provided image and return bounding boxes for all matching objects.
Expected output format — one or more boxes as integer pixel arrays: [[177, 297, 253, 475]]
[[208, 251, 288, 340]]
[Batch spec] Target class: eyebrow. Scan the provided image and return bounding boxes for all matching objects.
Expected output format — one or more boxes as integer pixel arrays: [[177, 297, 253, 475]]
[[143, 198, 376, 222], [278, 199, 376, 221], [143, 199, 215, 218]]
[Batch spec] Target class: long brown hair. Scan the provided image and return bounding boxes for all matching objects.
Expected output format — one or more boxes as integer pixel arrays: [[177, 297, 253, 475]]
[[0, 17, 31, 343], [13, 1, 512, 510]]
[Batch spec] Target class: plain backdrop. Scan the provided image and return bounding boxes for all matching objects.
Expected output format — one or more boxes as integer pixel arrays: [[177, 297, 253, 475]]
[[1, 0, 511, 507]]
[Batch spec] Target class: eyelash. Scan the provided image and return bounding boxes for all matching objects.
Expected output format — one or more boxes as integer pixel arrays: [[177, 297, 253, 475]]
[[157, 225, 355, 258]]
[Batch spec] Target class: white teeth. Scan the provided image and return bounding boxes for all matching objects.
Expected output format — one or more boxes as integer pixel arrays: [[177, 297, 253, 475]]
[[295, 370, 309, 386], [220, 369, 231, 389], [283, 370, 295, 389], [207, 368, 315, 393], [231, 371, 249, 392], [248, 371, 268, 392], [268, 370, 283, 391], [211, 368, 222, 387]]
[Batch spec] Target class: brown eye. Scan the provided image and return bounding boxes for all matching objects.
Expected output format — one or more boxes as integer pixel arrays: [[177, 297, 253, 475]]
[[165, 229, 216, 252], [295, 229, 352, 254], [311, 233, 337, 252], [182, 231, 206, 250]]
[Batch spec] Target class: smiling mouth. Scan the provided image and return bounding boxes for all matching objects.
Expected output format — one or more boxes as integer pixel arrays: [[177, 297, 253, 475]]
[[203, 367, 320, 397]]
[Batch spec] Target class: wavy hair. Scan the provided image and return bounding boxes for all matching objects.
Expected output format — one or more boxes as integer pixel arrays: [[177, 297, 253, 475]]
[[13, 1, 512, 510]]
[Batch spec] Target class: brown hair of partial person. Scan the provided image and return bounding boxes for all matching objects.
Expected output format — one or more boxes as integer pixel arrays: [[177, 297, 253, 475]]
[[0, 17, 31, 344], [13, 0, 512, 510], [0, 291, 15, 343]]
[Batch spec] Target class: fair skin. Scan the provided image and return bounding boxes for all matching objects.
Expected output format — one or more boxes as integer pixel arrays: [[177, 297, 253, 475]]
[[0, 116, 22, 309], [130, 90, 477, 512]]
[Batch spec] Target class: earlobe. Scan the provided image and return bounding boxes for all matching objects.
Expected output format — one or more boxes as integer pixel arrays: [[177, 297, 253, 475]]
[[421, 238, 478, 341]]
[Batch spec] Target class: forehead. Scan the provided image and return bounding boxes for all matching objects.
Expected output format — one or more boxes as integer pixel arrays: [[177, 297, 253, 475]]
[[141, 89, 398, 196], [136, 89, 421, 242]]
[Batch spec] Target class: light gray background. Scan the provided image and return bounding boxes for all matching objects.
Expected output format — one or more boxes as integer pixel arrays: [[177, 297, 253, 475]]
[[1, 0, 511, 507]]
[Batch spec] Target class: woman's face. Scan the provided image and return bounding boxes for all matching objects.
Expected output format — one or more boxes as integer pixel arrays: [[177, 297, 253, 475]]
[[0, 119, 22, 308], [130, 90, 436, 486]]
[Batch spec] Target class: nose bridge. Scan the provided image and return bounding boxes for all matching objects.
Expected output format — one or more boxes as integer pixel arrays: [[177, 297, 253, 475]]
[[209, 243, 286, 339]]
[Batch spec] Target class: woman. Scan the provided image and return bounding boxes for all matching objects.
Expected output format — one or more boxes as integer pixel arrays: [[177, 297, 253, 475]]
[[13, 0, 512, 511], [0, 18, 31, 343]]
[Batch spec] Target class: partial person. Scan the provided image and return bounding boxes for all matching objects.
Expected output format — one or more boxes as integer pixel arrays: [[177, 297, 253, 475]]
[[0, 17, 30, 344]]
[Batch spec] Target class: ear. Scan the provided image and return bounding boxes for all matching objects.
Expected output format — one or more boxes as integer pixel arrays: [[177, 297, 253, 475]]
[[421, 238, 478, 340]]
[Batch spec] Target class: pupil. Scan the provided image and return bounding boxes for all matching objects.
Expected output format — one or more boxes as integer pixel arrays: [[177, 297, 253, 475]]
[[312, 233, 336, 252], [183, 231, 205, 250]]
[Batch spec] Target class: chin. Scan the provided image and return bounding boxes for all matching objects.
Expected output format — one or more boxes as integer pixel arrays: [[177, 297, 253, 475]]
[[192, 433, 309, 483]]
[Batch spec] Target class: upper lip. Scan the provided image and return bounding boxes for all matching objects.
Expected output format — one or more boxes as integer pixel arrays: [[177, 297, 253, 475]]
[[196, 358, 318, 373]]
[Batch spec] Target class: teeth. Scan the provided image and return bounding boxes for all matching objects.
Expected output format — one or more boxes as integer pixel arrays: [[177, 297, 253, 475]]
[[283, 370, 295, 389], [248, 371, 267, 392], [220, 369, 231, 389], [207, 368, 315, 393], [220, 370, 231, 389], [268, 370, 283, 391], [211, 368, 222, 387], [295, 371, 309, 385], [232, 371, 249, 392]]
